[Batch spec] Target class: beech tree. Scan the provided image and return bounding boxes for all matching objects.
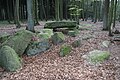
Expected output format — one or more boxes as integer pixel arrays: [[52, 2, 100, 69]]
[[26, 0, 35, 32]]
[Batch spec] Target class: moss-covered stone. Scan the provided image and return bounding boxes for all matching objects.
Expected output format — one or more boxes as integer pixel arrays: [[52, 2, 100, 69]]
[[82, 34, 94, 40], [44, 21, 77, 29], [37, 33, 50, 40], [72, 39, 82, 48], [0, 32, 10, 43], [85, 50, 110, 64], [51, 32, 65, 44], [68, 29, 79, 37], [26, 40, 51, 56], [0, 46, 22, 72], [42, 29, 53, 36], [102, 41, 110, 48], [1, 30, 34, 55], [60, 44, 72, 57]]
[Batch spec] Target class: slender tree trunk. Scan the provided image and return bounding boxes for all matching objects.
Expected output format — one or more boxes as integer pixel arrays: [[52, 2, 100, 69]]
[[82, 0, 85, 21], [55, 0, 60, 21], [103, 0, 110, 30], [14, 0, 21, 28], [34, 0, 39, 25], [6, 0, 11, 23], [85, 0, 88, 21], [113, 0, 117, 28], [60, 0, 63, 20], [27, 0, 35, 32], [108, 0, 114, 36]]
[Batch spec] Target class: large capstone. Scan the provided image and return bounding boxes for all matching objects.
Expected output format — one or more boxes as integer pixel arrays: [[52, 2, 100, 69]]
[[44, 21, 77, 29], [26, 40, 51, 56], [0, 46, 22, 72], [60, 44, 72, 57], [51, 32, 65, 45], [1, 30, 34, 55]]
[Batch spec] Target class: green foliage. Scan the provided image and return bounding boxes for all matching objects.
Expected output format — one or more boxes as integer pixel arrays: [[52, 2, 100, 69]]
[[60, 44, 72, 57], [68, 4, 82, 16], [0, 46, 22, 72]]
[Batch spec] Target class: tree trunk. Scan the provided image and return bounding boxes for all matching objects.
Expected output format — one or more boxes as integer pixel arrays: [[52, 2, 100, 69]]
[[60, 0, 63, 20], [113, 0, 117, 28], [14, 0, 21, 28], [108, 0, 114, 36], [55, 0, 60, 21], [103, 0, 110, 30], [34, 0, 39, 25], [27, 0, 35, 32]]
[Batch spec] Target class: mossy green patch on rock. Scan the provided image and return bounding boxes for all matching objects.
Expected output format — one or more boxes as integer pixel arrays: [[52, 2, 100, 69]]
[[42, 29, 53, 36], [0, 32, 10, 43], [82, 34, 94, 40], [0, 46, 22, 72], [68, 31, 76, 37], [51, 32, 65, 45], [37, 33, 50, 40], [85, 50, 110, 64], [1, 30, 34, 55], [60, 44, 72, 57], [71, 39, 82, 48], [26, 40, 51, 56]]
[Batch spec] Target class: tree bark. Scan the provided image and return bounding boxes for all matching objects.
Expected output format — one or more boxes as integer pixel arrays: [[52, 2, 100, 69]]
[[103, 0, 110, 30], [27, 0, 35, 32]]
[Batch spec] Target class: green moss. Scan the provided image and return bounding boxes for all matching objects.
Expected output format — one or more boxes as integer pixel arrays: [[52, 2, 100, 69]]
[[42, 29, 53, 36], [51, 32, 65, 44], [0, 32, 10, 43], [88, 50, 110, 64], [68, 29, 79, 37], [60, 44, 72, 57], [0, 46, 22, 72], [72, 39, 81, 48], [37, 33, 50, 40], [1, 30, 34, 55], [26, 40, 51, 56], [44, 21, 77, 29]]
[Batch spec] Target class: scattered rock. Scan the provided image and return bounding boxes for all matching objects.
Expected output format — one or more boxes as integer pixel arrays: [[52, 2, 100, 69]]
[[51, 32, 65, 45], [1, 30, 34, 55], [37, 33, 50, 40], [83, 50, 110, 64], [42, 29, 53, 36], [102, 40, 110, 48], [68, 31, 76, 37], [60, 44, 72, 57], [0, 46, 22, 72], [0, 32, 10, 43], [82, 34, 94, 40], [26, 40, 51, 56], [78, 25, 90, 30], [71, 39, 82, 48]]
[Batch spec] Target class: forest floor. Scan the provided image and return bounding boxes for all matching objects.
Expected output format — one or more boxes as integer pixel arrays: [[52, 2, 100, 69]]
[[0, 21, 120, 80]]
